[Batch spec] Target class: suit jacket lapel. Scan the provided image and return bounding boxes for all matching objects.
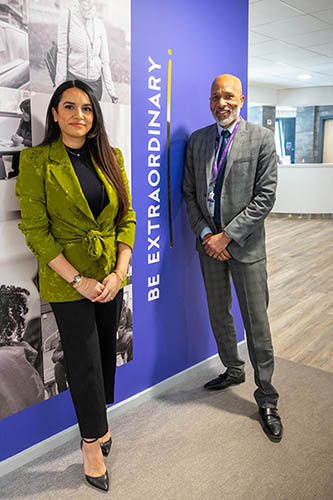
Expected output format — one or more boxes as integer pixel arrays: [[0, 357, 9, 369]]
[[205, 125, 217, 190], [223, 117, 247, 183], [49, 138, 96, 222]]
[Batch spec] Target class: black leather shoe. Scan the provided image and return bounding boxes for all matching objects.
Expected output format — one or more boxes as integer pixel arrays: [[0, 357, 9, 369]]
[[203, 371, 245, 390], [100, 436, 112, 457], [259, 407, 283, 442], [81, 438, 109, 492]]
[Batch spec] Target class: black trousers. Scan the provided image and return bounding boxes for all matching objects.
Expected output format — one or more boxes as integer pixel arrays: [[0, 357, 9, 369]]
[[51, 290, 123, 438]]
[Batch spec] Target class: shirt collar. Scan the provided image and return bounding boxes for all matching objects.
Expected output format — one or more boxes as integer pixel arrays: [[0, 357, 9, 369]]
[[217, 117, 240, 138]]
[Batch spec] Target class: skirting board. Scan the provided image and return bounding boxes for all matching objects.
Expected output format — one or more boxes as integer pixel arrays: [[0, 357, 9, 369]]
[[0, 341, 246, 478]]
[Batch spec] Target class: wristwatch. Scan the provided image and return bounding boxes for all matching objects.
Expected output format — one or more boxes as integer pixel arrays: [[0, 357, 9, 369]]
[[71, 274, 82, 286]]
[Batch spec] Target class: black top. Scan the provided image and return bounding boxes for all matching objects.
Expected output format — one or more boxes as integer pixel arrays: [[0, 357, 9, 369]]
[[66, 144, 109, 219]]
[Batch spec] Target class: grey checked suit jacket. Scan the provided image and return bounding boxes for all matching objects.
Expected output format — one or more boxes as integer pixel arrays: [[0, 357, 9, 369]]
[[182, 118, 277, 263]]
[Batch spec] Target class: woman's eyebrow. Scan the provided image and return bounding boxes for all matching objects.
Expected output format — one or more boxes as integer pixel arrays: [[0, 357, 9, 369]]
[[62, 100, 92, 106]]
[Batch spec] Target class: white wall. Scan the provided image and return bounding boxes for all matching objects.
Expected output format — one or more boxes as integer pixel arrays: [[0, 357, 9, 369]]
[[248, 85, 333, 107], [248, 85, 278, 106], [275, 107, 296, 118], [278, 87, 333, 107], [273, 165, 333, 214]]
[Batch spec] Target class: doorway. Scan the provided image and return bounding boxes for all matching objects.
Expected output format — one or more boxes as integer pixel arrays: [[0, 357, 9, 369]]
[[322, 119, 333, 163]]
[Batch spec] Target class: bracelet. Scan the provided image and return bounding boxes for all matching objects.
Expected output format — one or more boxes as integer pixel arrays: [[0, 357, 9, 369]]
[[82, 278, 90, 291], [73, 276, 89, 292], [113, 270, 125, 283]]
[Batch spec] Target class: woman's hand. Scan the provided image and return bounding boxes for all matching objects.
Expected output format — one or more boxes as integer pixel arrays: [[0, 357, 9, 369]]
[[94, 272, 122, 303], [74, 277, 105, 302], [11, 133, 23, 145]]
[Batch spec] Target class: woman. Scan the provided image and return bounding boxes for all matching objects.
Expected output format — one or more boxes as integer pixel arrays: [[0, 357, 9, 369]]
[[11, 99, 32, 148], [55, 0, 119, 103], [9, 98, 32, 178], [16, 79, 135, 491]]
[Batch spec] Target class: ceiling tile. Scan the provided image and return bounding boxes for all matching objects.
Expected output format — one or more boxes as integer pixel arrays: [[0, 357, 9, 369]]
[[248, 57, 280, 72], [271, 69, 333, 86], [279, 27, 333, 47], [312, 8, 333, 24], [249, 73, 308, 88], [302, 73, 333, 84], [307, 62, 333, 75], [269, 65, 314, 78], [248, 72, 288, 84], [262, 52, 332, 67], [280, 0, 333, 14], [253, 15, 331, 38], [248, 0, 333, 88], [249, 31, 272, 44], [307, 42, 333, 56], [249, 40, 290, 57], [294, 57, 333, 70], [250, 42, 332, 61], [250, 0, 300, 27]]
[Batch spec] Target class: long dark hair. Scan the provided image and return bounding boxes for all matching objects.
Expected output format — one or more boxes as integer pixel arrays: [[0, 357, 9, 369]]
[[41, 80, 129, 223]]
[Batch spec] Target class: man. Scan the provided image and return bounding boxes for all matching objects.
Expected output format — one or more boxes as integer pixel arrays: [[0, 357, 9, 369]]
[[182, 74, 282, 442]]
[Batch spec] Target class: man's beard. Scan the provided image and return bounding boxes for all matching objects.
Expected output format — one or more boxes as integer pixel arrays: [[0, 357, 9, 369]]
[[214, 105, 240, 128]]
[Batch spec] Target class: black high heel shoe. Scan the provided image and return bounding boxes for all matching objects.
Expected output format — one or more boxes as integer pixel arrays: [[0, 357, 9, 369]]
[[81, 438, 109, 492], [100, 436, 112, 457]]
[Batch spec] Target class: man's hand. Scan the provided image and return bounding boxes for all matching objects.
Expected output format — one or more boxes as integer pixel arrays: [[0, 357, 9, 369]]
[[216, 247, 232, 261], [202, 232, 213, 242], [202, 232, 232, 260]]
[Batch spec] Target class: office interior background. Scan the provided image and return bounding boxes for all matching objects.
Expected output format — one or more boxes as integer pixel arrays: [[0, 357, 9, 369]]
[[248, 0, 333, 215], [0, 1, 332, 499]]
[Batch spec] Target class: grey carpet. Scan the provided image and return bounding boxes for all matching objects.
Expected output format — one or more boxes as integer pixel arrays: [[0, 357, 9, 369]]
[[1, 345, 332, 500]]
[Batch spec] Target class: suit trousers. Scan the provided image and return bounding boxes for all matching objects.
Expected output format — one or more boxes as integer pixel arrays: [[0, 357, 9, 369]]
[[51, 289, 123, 438], [199, 250, 278, 408]]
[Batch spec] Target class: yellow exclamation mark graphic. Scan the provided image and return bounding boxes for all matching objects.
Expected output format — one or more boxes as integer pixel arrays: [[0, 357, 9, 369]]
[[167, 49, 173, 248]]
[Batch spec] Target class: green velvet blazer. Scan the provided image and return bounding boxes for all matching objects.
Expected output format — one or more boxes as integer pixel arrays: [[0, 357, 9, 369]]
[[16, 138, 136, 302]]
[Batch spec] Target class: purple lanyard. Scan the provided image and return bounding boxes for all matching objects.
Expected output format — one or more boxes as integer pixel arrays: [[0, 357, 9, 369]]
[[213, 119, 240, 181]]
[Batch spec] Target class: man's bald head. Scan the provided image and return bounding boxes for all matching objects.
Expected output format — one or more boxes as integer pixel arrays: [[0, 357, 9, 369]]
[[210, 74, 245, 128], [211, 74, 243, 96]]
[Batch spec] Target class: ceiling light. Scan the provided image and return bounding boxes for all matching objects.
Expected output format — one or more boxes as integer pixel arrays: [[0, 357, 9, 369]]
[[297, 74, 312, 81]]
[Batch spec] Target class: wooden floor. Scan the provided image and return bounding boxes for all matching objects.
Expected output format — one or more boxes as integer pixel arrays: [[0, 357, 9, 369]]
[[265, 215, 333, 373]]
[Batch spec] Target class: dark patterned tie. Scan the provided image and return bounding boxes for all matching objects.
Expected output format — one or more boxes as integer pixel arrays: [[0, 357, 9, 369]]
[[213, 129, 231, 225]]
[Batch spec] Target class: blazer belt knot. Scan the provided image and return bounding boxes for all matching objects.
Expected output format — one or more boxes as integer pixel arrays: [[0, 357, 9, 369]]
[[86, 229, 107, 260]]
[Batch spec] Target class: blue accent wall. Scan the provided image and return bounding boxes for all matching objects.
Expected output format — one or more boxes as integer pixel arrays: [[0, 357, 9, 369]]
[[0, 0, 248, 462]]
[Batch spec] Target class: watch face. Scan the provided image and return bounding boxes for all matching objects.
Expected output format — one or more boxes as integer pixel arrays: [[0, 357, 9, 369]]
[[73, 275, 81, 284]]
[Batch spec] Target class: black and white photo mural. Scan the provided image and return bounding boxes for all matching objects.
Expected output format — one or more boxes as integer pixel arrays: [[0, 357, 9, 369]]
[[28, 0, 130, 104], [0, 0, 30, 90], [0, 0, 132, 420]]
